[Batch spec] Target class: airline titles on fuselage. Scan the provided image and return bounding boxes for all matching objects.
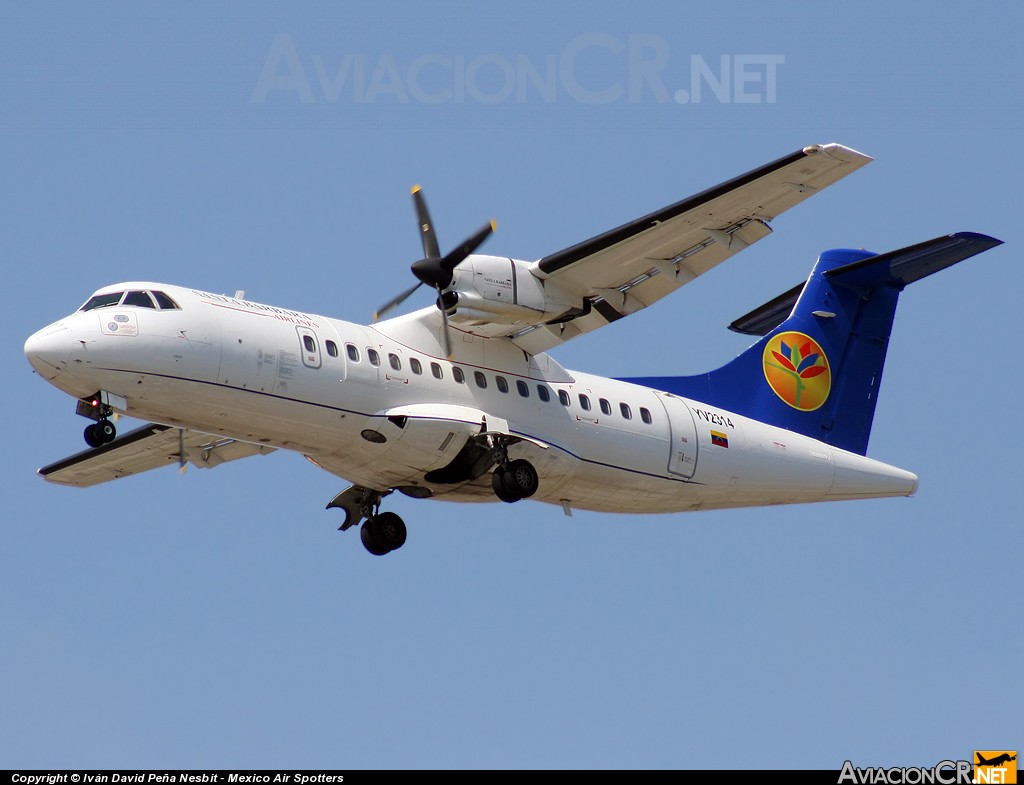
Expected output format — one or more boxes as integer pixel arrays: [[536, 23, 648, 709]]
[[191, 290, 322, 328]]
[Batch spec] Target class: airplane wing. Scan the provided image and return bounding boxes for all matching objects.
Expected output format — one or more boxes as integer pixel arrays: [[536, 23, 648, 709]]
[[38, 422, 276, 487], [510, 142, 873, 354]]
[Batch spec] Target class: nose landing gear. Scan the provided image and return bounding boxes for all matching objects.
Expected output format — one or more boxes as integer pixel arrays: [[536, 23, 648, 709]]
[[76, 392, 119, 448], [83, 419, 117, 447]]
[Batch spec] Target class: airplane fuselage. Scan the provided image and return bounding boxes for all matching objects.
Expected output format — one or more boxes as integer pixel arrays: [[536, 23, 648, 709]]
[[25, 281, 918, 516]]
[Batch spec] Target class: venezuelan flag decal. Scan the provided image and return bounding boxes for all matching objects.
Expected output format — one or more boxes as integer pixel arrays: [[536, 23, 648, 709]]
[[710, 430, 729, 448], [762, 331, 831, 411]]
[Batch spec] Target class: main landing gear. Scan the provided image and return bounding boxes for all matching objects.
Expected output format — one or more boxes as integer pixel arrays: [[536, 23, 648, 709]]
[[359, 511, 408, 556], [487, 436, 539, 504], [327, 438, 541, 556], [327, 486, 408, 557], [491, 458, 539, 503]]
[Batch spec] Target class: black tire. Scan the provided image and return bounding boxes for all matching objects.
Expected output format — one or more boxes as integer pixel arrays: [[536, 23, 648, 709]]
[[360, 519, 391, 556], [374, 511, 407, 551], [492, 468, 520, 503], [84, 423, 103, 448], [506, 459, 539, 498], [97, 419, 117, 444]]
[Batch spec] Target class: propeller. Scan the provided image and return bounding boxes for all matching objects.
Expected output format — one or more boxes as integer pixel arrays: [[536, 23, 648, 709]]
[[374, 185, 496, 359]]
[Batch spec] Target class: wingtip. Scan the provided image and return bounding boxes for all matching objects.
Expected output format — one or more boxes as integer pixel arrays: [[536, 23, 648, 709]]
[[951, 230, 1004, 246], [490, 218, 497, 232], [411, 184, 422, 195], [805, 142, 875, 164]]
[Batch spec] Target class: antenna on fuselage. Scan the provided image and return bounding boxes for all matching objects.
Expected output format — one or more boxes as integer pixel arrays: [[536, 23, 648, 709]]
[[178, 428, 187, 475]]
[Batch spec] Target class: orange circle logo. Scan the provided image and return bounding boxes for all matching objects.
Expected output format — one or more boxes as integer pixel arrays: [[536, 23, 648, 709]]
[[762, 331, 831, 411]]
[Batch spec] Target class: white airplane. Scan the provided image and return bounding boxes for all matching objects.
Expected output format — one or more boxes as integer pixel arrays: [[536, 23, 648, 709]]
[[24, 143, 1002, 556]]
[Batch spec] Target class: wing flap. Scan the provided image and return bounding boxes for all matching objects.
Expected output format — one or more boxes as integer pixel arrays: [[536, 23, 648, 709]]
[[39, 423, 276, 487]]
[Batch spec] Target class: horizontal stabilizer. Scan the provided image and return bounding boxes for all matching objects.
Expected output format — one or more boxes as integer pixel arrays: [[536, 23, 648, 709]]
[[730, 232, 1003, 336], [727, 281, 803, 337]]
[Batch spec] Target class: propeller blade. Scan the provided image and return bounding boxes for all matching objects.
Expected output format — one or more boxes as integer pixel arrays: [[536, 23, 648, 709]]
[[375, 187, 496, 325], [374, 280, 423, 321], [441, 219, 497, 273], [411, 185, 441, 260], [436, 285, 454, 360]]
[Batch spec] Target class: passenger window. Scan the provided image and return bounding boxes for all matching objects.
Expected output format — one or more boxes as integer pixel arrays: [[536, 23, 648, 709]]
[[325, 340, 338, 358], [346, 344, 360, 362], [474, 371, 488, 389], [453, 367, 465, 384], [640, 407, 653, 424], [516, 380, 529, 398], [620, 402, 632, 420], [599, 398, 611, 415], [303, 335, 316, 353], [430, 362, 443, 379], [389, 353, 401, 371], [579, 394, 591, 411], [537, 385, 550, 402], [558, 390, 570, 406], [151, 291, 179, 310], [496, 376, 509, 393], [123, 291, 156, 308], [410, 358, 423, 375], [368, 349, 380, 366]]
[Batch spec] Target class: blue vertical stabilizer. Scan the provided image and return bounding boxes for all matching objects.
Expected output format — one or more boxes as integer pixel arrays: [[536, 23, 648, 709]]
[[620, 232, 1002, 455]]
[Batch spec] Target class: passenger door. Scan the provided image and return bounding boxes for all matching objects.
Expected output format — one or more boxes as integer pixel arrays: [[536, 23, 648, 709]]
[[656, 392, 698, 479]]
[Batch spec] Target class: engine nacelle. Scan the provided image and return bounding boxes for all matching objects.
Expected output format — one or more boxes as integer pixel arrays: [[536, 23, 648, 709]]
[[445, 255, 582, 327]]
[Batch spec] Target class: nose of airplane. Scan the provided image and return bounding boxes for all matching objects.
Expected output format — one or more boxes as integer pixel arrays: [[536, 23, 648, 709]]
[[24, 323, 71, 380]]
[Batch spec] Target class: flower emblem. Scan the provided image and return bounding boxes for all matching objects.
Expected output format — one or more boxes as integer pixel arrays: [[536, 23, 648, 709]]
[[762, 331, 831, 411]]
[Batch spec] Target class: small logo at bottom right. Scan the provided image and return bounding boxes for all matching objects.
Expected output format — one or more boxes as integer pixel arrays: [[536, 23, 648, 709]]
[[974, 751, 1017, 784]]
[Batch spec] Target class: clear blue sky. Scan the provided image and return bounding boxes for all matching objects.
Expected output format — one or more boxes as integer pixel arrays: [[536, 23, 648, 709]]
[[3, 1, 1021, 770]]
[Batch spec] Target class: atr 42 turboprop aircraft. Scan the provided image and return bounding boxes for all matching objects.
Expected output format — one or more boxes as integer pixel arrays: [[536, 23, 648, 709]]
[[24, 143, 1002, 556]]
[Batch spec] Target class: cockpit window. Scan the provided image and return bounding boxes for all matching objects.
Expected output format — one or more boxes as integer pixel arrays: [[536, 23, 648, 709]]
[[151, 291, 180, 310], [80, 289, 181, 312], [80, 292, 124, 311], [122, 290, 156, 308]]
